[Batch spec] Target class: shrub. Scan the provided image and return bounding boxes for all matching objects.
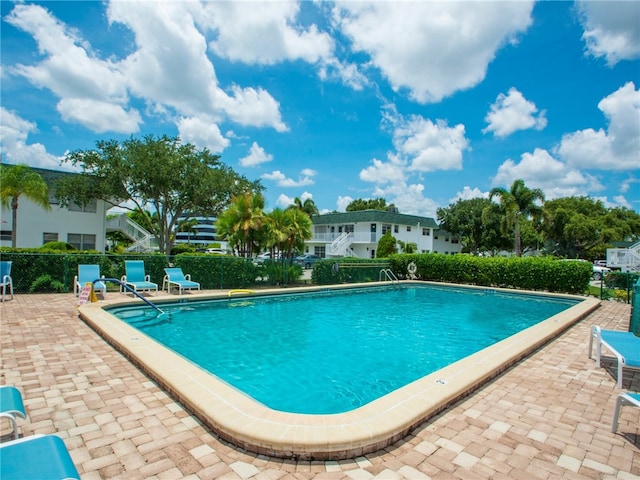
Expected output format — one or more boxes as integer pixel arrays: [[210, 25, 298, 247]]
[[29, 274, 66, 293], [40, 241, 76, 251]]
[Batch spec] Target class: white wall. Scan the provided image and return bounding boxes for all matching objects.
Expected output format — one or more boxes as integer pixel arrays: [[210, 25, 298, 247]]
[[0, 197, 108, 251]]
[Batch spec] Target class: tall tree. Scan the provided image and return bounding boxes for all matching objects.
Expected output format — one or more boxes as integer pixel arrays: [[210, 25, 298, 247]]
[[489, 179, 544, 257], [216, 192, 265, 258], [346, 198, 391, 212], [56, 135, 260, 254], [289, 197, 319, 217], [437, 197, 493, 254], [0, 164, 51, 247]]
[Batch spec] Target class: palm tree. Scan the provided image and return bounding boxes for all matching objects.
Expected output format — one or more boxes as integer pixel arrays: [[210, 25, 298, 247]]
[[489, 179, 544, 257], [289, 197, 319, 217], [0, 164, 51, 247], [216, 192, 265, 258]]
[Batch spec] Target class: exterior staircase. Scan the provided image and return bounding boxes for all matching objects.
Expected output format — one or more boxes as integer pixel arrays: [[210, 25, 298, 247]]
[[328, 232, 353, 257], [106, 214, 158, 252], [607, 241, 640, 272]]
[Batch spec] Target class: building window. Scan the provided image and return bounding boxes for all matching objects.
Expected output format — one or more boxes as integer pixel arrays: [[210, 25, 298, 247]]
[[434, 234, 439, 239], [382, 224, 391, 234], [422, 228, 430, 236], [68, 234, 96, 250], [451, 238, 459, 244], [314, 246, 326, 257], [43, 232, 58, 244], [445, 236, 449, 242], [406, 226, 411, 232], [0, 230, 11, 242], [68, 199, 97, 213], [394, 225, 398, 233]]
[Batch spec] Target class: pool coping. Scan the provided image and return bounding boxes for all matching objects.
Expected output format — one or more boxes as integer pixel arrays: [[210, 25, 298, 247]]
[[78, 281, 601, 460]]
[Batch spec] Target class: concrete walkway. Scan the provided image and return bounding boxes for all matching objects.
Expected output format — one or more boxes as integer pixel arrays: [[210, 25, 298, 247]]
[[1, 292, 638, 479]]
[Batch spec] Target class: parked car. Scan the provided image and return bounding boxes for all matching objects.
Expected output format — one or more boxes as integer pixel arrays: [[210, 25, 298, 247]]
[[562, 258, 611, 281], [253, 252, 271, 264], [593, 260, 607, 267], [294, 254, 321, 269]]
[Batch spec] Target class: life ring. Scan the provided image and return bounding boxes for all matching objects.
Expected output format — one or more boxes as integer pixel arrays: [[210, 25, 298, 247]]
[[332, 262, 340, 274], [407, 262, 417, 274]]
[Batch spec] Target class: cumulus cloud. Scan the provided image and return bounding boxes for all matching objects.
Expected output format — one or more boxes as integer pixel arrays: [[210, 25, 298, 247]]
[[177, 116, 229, 153], [332, 1, 533, 103], [557, 82, 640, 170], [239, 142, 273, 167], [262, 169, 316, 187], [576, 1, 640, 66], [5, 2, 287, 137], [0, 107, 65, 170], [336, 195, 353, 212], [483, 88, 547, 137], [203, 1, 334, 65], [492, 148, 604, 200], [449, 187, 488, 204]]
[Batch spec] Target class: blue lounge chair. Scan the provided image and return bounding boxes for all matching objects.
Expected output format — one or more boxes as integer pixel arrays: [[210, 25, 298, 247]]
[[589, 326, 640, 388], [121, 260, 158, 295], [162, 267, 200, 295], [0, 434, 80, 479], [0, 386, 27, 440], [0, 261, 14, 302], [74, 264, 107, 298], [611, 392, 640, 433]]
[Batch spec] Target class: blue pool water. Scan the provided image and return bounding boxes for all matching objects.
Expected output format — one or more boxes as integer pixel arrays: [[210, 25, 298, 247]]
[[109, 285, 577, 414]]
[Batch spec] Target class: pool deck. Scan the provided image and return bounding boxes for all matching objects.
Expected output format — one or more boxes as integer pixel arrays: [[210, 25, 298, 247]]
[[1, 290, 639, 479]]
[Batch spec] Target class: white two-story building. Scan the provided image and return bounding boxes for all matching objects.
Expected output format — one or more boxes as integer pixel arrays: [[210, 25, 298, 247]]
[[0, 165, 109, 251], [304, 209, 461, 259]]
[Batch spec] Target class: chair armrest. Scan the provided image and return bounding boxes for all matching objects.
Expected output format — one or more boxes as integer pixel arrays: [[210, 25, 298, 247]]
[[185, 274, 191, 280]]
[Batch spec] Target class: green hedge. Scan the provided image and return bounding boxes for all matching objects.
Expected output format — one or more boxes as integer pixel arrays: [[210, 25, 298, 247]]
[[388, 253, 591, 294]]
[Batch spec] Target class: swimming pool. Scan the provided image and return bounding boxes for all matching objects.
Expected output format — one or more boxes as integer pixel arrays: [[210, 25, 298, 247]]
[[108, 285, 578, 415], [79, 281, 600, 459]]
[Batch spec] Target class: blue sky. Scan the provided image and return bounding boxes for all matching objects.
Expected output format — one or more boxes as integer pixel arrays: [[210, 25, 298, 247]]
[[1, 1, 639, 218]]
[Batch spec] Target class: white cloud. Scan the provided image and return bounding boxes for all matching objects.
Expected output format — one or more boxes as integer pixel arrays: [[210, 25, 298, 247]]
[[557, 82, 640, 170], [239, 142, 273, 167], [332, 1, 533, 103], [336, 195, 353, 212], [58, 98, 141, 134], [0, 107, 65, 170], [276, 193, 294, 209], [177, 116, 229, 153], [262, 169, 316, 187], [359, 157, 406, 185], [576, 1, 640, 66], [203, 1, 334, 65], [492, 148, 604, 200], [483, 88, 547, 137], [449, 187, 489, 204]]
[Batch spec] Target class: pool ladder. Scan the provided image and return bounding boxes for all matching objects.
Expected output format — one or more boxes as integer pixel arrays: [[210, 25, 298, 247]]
[[379, 269, 399, 283]]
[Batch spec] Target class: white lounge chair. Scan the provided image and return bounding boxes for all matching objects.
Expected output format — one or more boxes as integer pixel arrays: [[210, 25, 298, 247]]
[[589, 326, 640, 388], [611, 392, 640, 433], [121, 260, 158, 295], [0, 261, 14, 302], [74, 264, 107, 298], [0, 385, 27, 440], [162, 267, 200, 295]]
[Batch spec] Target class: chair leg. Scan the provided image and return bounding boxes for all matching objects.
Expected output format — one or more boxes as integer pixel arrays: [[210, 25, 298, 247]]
[[0, 412, 19, 439]]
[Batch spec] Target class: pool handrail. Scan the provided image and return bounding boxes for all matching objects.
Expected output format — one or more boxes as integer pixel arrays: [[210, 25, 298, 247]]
[[99, 278, 164, 314]]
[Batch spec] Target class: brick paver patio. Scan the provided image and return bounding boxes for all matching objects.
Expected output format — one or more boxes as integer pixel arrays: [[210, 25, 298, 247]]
[[1, 291, 638, 479]]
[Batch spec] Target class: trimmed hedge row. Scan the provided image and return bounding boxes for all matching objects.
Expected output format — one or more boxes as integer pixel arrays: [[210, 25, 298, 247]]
[[312, 254, 591, 294]]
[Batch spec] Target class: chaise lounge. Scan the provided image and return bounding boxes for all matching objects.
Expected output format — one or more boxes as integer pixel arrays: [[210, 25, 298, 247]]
[[589, 326, 640, 388], [74, 264, 107, 298], [121, 260, 158, 295], [0, 385, 27, 440], [162, 267, 200, 295], [0, 434, 80, 479], [611, 392, 640, 433]]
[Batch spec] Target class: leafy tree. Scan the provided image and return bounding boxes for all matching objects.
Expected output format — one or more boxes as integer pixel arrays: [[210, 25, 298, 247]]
[[264, 208, 313, 259], [0, 164, 51, 247], [437, 197, 493, 254], [397, 240, 417, 253], [541, 197, 640, 259], [481, 202, 513, 255], [289, 197, 319, 217], [56, 135, 260, 254], [346, 198, 392, 212], [376, 231, 397, 257], [216, 192, 265, 258], [489, 179, 544, 257]]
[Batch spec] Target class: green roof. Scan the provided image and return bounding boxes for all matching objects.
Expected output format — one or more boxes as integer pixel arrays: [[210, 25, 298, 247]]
[[312, 210, 439, 228]]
